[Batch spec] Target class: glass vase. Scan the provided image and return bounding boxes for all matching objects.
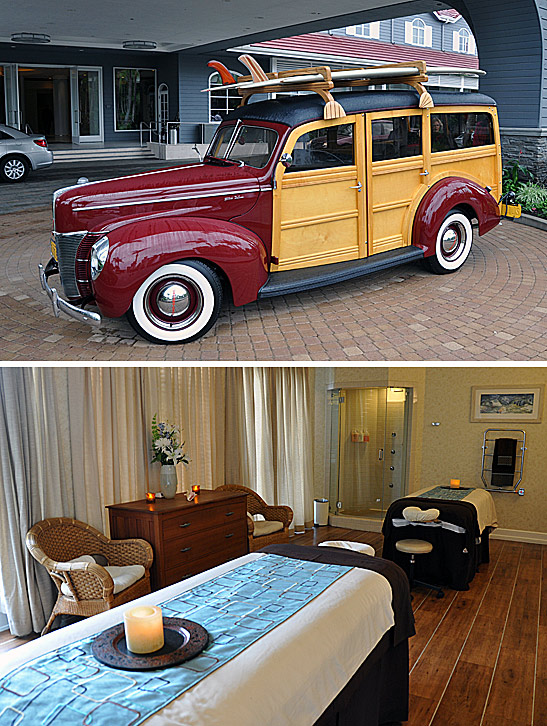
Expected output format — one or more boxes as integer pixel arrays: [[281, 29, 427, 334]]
[[160, 464, 178, 499]]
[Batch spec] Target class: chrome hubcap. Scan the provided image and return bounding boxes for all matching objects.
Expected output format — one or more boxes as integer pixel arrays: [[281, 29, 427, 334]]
[[144, 275, 203, 331], [441, 222, 466, 259], [5, 160, 25, 180], [156, 283, 191, 317]]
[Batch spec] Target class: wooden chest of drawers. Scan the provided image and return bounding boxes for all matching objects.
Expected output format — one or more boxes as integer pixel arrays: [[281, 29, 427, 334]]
[[107, 490, 248, 590]]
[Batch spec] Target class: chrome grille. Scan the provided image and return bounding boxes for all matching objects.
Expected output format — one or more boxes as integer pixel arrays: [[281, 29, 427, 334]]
[[54, 231, 88, 298]]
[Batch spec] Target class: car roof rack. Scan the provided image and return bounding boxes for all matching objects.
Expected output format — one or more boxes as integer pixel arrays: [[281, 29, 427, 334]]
[[204, 56, 486, 120]]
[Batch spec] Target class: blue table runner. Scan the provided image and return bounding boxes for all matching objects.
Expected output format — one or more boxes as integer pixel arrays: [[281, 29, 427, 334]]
[[418, 486, 474, 501], [0, 555, 350, 726]]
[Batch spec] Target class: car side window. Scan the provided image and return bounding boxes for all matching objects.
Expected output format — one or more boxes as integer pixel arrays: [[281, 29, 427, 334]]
[[372, 116, 422, 161], [0, 130, 13, 140], [431, 112, 494, 153], [287, 123, 354, 172]]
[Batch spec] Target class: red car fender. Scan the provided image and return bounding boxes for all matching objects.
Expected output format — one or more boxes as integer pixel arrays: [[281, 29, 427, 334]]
[[412, 177, 500, 257], [92, 216, 268, 318]]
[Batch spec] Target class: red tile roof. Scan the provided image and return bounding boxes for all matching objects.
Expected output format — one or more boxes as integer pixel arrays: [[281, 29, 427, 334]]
[[249, 32, 479, 69]]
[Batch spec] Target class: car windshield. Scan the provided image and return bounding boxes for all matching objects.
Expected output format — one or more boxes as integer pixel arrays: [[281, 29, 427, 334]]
[[207, 124, 278, 168]]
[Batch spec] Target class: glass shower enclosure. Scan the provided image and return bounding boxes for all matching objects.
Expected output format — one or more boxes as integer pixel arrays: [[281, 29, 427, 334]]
[[328, 387, 412, 521]]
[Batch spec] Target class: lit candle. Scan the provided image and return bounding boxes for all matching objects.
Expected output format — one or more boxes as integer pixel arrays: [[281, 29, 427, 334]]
[[123, 605, 164, 654], [192, 484, 201, 494], [146, 492, 156, 502], [450, 478, 460, 489]]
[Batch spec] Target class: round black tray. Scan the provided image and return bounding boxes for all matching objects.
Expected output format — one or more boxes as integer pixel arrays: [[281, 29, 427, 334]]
[[91, 616, 209, 671]]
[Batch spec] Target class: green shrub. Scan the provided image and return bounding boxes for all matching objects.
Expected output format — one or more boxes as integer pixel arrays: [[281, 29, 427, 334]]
[[517, 181, 547, 218], [502, 159, 533, 194]]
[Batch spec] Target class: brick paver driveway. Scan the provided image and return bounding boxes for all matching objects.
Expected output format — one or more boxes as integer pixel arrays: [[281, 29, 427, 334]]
[[0, 207, 545, 361]]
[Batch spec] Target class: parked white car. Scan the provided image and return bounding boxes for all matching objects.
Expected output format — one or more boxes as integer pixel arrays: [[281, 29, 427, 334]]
[[0, 124, 54, 182]]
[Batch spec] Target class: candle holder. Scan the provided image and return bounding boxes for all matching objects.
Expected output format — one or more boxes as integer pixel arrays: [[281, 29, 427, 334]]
[[450, 479, 460, 489], [192, 484, 201, 494], [146, 492, 156, 502], [92, 617, 209, 671]]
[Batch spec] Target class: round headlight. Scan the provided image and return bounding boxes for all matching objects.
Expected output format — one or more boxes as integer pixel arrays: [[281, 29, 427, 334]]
[[90, 235, 109, 281]]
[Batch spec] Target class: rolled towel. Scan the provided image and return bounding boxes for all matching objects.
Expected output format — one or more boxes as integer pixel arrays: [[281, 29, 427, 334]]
[[402, 506, 440, 522]]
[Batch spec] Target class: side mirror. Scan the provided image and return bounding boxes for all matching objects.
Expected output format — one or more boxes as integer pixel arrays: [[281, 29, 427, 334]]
[[280, 153, 293, 168]]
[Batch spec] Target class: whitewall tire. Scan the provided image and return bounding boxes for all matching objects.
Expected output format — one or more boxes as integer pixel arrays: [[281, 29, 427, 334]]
[[426, 211, 473, 274], [127, 260, 222, 344]]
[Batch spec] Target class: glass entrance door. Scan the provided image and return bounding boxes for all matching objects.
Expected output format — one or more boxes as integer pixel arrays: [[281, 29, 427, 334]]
[[70, 67, 103, 143], [329, 387, 411, 519], [3, 64, 20, 129]]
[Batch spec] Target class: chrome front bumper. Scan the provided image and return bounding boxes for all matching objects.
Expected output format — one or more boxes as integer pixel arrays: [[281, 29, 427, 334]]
[[39, 260, 102, 327]]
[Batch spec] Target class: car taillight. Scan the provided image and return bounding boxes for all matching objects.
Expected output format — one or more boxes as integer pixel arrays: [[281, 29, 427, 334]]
[[33, 139, 48, 148]]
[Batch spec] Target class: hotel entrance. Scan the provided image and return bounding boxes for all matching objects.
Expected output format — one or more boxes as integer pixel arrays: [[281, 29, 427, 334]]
[[1, 64, 103, 143]]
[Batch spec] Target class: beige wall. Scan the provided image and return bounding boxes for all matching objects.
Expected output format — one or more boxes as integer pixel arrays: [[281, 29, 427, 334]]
[[313, 366, 546, 535], [420, 367, 546, 534]]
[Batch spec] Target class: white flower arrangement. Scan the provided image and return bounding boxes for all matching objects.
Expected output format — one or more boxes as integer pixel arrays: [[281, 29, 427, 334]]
[[151, 414, 189, 466]]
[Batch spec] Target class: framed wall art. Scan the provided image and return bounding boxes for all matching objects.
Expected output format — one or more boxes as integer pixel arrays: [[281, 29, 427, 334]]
[[470, 386, 544, 423]]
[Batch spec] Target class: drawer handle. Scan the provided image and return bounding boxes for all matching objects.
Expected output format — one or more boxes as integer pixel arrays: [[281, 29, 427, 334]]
[[179, 523, 191, 528], [225, 533, 234, 539], [180, 547, 192, 553], [225, 511, 234, 516]]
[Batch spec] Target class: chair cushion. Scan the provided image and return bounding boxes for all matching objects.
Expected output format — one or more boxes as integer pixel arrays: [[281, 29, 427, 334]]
[[60, 557, 145, 597], [319, 541, 375, 556], [253, 520, 284, 537]]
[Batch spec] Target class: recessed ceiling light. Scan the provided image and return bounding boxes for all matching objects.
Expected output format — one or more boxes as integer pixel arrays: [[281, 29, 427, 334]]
[[123, 40, 157, 50], [11, 32, 51, 44]]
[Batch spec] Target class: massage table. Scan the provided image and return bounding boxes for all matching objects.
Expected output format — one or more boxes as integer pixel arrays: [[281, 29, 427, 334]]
[[0, 544, 414, 726], [382, 486, 498, 590]]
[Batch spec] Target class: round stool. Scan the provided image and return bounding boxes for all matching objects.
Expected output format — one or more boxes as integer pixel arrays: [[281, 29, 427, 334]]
[[395, 539, 444, 598], [319, 540, 375, 556]]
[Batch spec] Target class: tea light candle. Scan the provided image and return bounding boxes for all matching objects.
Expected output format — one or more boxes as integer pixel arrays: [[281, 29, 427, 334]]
[[450, 479, 460, 489], [192, 484, 200, 494], [146, 492, 156, 502], [123, 605, 164, 654]]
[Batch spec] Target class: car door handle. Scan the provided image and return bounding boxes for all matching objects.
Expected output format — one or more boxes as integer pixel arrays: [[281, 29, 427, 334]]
[[419, 170, 429, 176], [350, 182, 362, 191]]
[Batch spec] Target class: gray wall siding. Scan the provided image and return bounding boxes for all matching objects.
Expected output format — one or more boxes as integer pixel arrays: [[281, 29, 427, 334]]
[[458, 0, 544, 128], [177, 52, 247, 142], [538, 0, 547, 126]]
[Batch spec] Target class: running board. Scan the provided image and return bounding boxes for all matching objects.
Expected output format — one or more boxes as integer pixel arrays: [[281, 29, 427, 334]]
[[258, 247, 424, 298]]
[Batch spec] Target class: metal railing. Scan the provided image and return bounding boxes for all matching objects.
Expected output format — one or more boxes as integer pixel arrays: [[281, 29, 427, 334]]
[[139, 121, 157, 147]]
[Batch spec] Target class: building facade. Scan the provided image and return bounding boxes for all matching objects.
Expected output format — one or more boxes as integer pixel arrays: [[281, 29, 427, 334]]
[[0, 10, 477, 148]]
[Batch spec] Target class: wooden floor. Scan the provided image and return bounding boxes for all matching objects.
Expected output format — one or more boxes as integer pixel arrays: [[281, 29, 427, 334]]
[[1, 526, 545, 725], [297, 526, 546, 726]]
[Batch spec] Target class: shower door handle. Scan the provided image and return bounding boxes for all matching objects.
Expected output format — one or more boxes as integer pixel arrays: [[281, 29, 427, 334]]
[[378, 449, 384, 461]]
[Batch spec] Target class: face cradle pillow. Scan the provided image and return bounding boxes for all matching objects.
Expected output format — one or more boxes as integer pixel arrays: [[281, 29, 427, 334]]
[[402, 506, 440, 522]]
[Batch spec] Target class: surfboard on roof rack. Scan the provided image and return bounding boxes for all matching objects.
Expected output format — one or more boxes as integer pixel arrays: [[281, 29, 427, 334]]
[[203, 55, 487, 119]]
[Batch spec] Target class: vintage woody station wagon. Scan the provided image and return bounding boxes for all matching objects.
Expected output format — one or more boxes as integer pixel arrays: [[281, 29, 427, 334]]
[[40, 60, 510, 344]]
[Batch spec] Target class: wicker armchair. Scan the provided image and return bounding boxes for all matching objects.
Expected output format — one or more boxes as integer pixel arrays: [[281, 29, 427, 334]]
[[26, 517, 154, 635], [216, 485, 293, 552]]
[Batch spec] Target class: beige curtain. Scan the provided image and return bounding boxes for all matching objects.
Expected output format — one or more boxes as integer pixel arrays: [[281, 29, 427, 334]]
[[225, 368, 314, 531], [89, 367, 227, 529], [0, 368, 101, 635]]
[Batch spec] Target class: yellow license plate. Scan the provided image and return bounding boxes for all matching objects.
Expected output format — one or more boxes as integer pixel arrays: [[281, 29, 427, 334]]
[[50, 233, 58, 261], [499, 203, 522, 219]]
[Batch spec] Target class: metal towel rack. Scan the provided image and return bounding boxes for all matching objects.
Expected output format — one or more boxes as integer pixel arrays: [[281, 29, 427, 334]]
[[481, 429, 526, 494]]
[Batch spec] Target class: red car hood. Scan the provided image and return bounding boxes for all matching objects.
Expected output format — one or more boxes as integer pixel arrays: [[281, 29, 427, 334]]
[[54, 162, 262, 233]]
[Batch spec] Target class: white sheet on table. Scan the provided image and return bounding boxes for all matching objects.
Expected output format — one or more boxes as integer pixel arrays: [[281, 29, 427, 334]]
[[0, 552, 395, 726], [407, 486, 498, 534]]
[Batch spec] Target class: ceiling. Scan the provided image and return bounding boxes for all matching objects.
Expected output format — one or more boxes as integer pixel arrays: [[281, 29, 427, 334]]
[[0, 0, 448, 53]]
